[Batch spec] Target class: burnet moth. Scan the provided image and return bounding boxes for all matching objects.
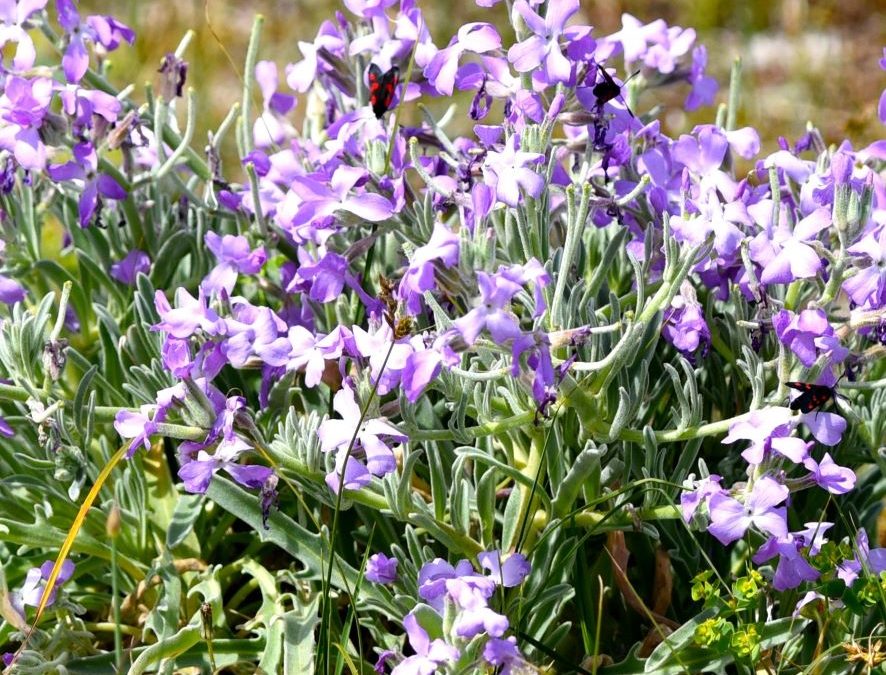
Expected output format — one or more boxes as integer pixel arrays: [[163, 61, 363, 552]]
[[786, 381, 840, 414], [367, 63, 399, 118]]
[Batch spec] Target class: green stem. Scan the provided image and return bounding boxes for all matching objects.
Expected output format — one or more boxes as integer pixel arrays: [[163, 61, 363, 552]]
[[240, 15, 265, 158]]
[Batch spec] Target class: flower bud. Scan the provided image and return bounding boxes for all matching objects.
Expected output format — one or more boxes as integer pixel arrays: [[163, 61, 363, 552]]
[[106, 502, 122, 539]]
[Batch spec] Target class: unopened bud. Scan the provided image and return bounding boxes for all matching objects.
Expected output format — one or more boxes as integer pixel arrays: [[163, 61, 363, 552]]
[[107, 502, 122, 539]]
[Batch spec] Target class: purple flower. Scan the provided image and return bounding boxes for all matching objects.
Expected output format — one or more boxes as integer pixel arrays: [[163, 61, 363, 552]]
[[843, 225, 886, 310], [792, 591, 842, 618], [317, 385, 407, 493], [12, 558, 75, 617], [750, 207, 830, 285], [397, 221, 460, 315], [661, 283, 710, 362], [253, 60, 296, 147], [707, 476, 789, 545], [837, 529, 886, 587], [0, 274, 26, 304], [365, 552, 398, 584], [201, 232, 267, 295], [56, 0, 134, 83], [477, 551, 531, 587], [223, 303, 289, 368], [0, 0, 47, 74], [482, 134, 544, 207], [391, 611, 460, 675], [605, 14, 696, 74], [484, 636, 528, 673], [721, 407, 808, 466], [152, 288, 223, 339], [752, 535, 820, 591], [178, 436, 273, 494], [454, 260, 550, 345], [684, 45, 717, 111], [802, 453, 855, 494], [285, 325, 347, 387], [47, 142, 127, 227], [680, 474, 725, 522], [0, 76, 52, 170], [114, 405, 161, 456], [772, 308, 835, 368], [110, 250, 151, 286], [798, 408, 847, 447], [0, 416, 13, 437], [424, 23, 501, 96], [507, 0, 585, 84], [283, 165, 394, 236], [401, 334, 459, 403], [286, 248, 349, 303], [352, 324, 416, 396], [672, 125, 728, 177]]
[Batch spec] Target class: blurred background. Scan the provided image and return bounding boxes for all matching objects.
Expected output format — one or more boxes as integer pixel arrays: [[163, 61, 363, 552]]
[[76, 0, 884, 155]]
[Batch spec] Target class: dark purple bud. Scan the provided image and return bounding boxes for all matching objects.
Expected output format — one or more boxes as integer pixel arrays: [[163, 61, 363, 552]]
[[158, 52, 188, 99], [260, 474, 278, 529], [469, 77, 492, 121]]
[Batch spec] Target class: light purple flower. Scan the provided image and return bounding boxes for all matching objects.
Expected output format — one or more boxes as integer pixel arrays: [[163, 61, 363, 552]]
[[317, 385, 407, 493], [286, 248, 350, 303], [477, 551, 531, 587], [482, 134, 545, 207], [152, 287, 223, 339], [752, 535, 820, 591], [110, 250, 151, 286], [398, 221, 460, 314], [799, 409, 847, 447], [253, 60, 296, 148], [223, 303, 289, 368], [721, 407, 807, 466], [507, 0, 584, 84], [802, 453, 855, 494], [114, 405, 161, 456], [284, 165, 395, 234], [661, 282, 710, 362], [401, 334, 459, 403], [12, 558, 75, 617], [47, 142, 127, 227], [684, 45, 717, 111], [0, 0, 47, 74], [0, 416, 13, 437], [201, 232, 267, 295], [837, 529, 886, 587], [672, 125, 728, 177], [750, 208, 830, 285], [424, 23, 500, 96], [843, 225, 886, 310], [680, 474, 725, 522], [56, 0, 134, 83], [483, 636, 528, 673], [178, 436, 273, 494], [285, 325, 347, 386], [0, 274, 26, 304], [0, 75, 52, 170], [707, 476, 789, 545], [390, 611, 460, 675], [365, 552, 398, 584], [773, 308, 834, 368]]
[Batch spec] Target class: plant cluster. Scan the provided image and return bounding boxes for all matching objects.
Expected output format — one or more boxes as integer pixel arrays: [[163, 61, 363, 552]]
[[0, 0, 884, 673]]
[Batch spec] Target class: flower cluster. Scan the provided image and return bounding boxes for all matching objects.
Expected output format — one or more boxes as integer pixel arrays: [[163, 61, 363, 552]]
[[367, 551, 532, 674]]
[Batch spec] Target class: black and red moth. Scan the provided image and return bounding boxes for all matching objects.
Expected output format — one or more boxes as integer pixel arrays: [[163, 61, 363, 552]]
[[367, 64, 399, 118], [786, 381, 838, 414]]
